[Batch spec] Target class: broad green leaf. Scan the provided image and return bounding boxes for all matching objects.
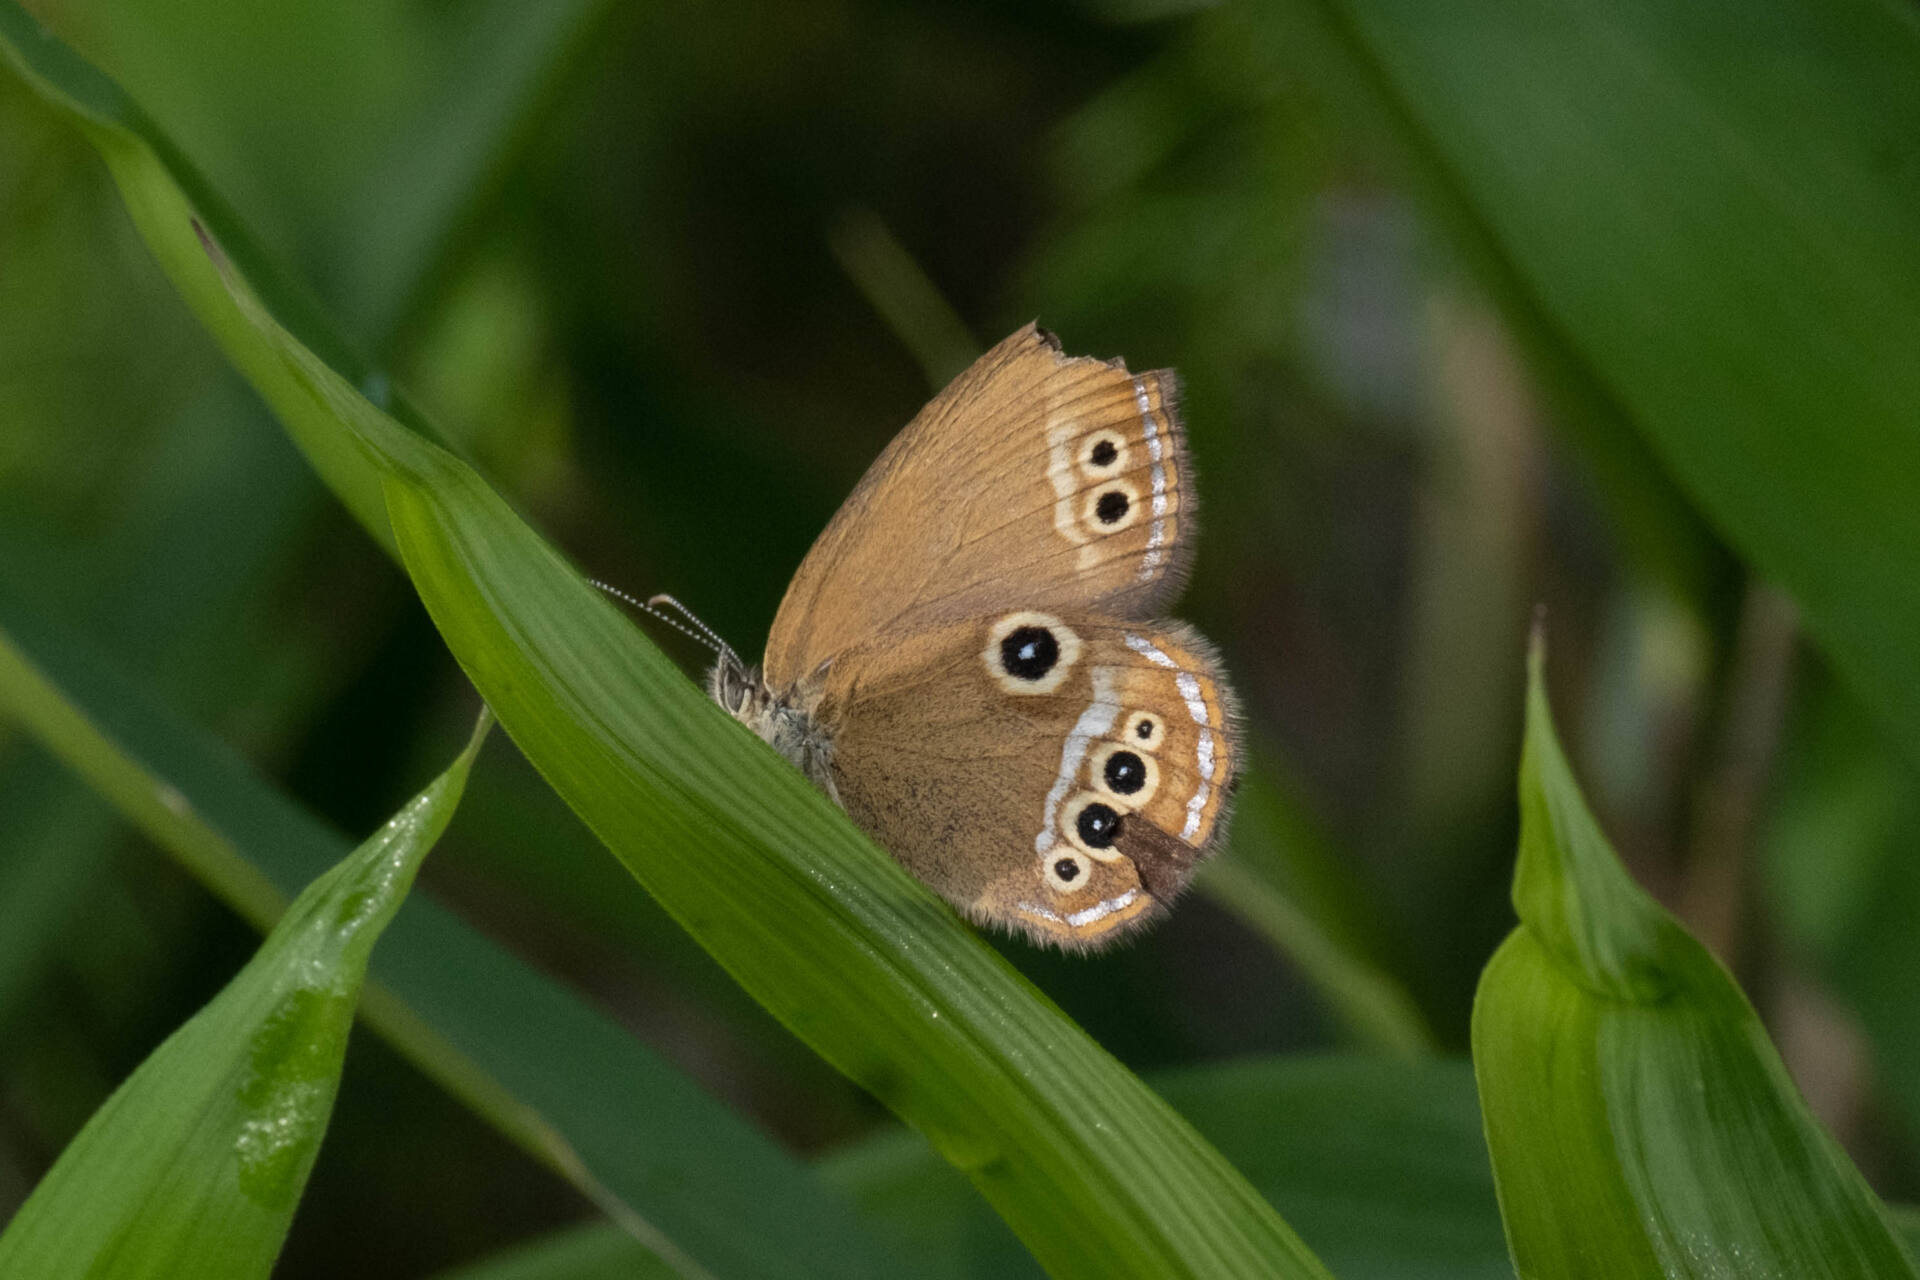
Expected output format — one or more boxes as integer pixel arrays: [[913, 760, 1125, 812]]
[[0, 587, 927, 1280], [1471, 639, 1916, 1276], [0, 711, 489, 1277], [1317, 0, 1920, 767], [0, 10, 1329, 1276]]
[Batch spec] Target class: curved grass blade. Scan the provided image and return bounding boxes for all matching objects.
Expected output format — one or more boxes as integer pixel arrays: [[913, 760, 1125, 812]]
[[333, 0, 611, 341], [0, 11, 1328, 1275], [0, 753, 118, 1028], [822, 1054, 1510, 1280], [429, 1065, 1920, 1280], [347, 251, 1323, 1280], [429, 1054, 1512, 1280], [0, 712, 489, 1277], [1203, 764, 1433, 1057], [1315, 0, 1920, 768], [1471, 637, 1917, 1277], [0, 588, 929, 1280], [0, 0, 401, 550]]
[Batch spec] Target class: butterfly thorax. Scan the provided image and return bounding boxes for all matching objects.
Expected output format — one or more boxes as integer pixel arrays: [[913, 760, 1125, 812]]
[[709, 654, 840, 805]]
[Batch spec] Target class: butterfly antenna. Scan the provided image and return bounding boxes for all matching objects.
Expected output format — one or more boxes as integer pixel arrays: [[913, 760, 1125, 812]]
[[589, 580, 738, 664], [646, 592, 741, 665]]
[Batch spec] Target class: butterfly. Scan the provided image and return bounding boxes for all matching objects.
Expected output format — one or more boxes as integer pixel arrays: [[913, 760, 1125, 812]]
[[710, 324, 1238, 949]]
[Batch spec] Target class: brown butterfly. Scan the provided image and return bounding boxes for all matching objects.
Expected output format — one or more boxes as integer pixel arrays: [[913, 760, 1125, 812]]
[[711, 324, 1238, 949]]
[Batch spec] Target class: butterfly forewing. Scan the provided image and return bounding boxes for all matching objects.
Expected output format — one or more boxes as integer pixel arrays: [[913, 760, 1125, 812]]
[[763, 324, 1194, 687]]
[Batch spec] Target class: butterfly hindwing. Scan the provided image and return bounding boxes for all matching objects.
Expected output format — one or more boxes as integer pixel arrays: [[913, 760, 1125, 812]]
[[809, 611, 1236, 948], [763, 325, 1194, 688]]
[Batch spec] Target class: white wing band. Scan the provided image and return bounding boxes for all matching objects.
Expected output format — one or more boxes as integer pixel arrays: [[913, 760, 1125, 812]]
[[1035, 667, 1120, 854], [1132, 377, 1170, 582]]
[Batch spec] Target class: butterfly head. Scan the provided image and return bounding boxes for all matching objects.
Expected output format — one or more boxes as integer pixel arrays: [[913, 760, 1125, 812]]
[[710, 653, 840, 802]]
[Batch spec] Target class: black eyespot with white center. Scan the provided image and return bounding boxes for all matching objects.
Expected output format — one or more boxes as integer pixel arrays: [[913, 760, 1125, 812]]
[[1089, 741, 1161, 809], [1096, 491, 1129, 524], [1136, 720, 1154, 740], [985, 612, 1082, 694], [1001, 627, 1057, 681], [1076, 802, 1121, 849], [1104, 751, 1146, 795], [1053, 857, 1081, 883]]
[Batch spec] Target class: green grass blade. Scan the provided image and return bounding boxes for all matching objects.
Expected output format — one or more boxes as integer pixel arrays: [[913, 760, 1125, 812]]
[[1315, 0, 1920, 768], [818, 1055, 1511, 1280], [333, 0, 610, 341], [1, 16, 1326, 1272], [358, 251, 1324, 1280], [1470, 638, 1917, 1277], [1202, 765, 1433, 1057], [0, 712, 489, 1278], [0, 0, 398, 551], [0, 754, 118, 1027], [0, 588, 926, 1280], [1901, 1209, 1920, 1264], [425, 1224, 677, 1280], [447, 1059, 1511, 1280], [0, 11, 1332, 1277]]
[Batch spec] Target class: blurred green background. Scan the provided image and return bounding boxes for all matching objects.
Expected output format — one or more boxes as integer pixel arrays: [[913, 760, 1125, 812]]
[[4, 0, 1918, 1274]]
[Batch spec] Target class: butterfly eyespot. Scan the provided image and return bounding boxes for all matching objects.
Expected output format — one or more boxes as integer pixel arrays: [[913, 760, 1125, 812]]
[[1077, 802, 1121, 848], [1044, 849, 1092, 892], [1088, 740, 1160, 807], [1122, 710, 1165, 751], [1079, 431, 1129, 479], [1105, 750, 1147, 795], [1082, 480, 1141, 532], [983, 611, 1082, 694], [1003, 627, 1056, 678], [1059, 790, 1126, 860]]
